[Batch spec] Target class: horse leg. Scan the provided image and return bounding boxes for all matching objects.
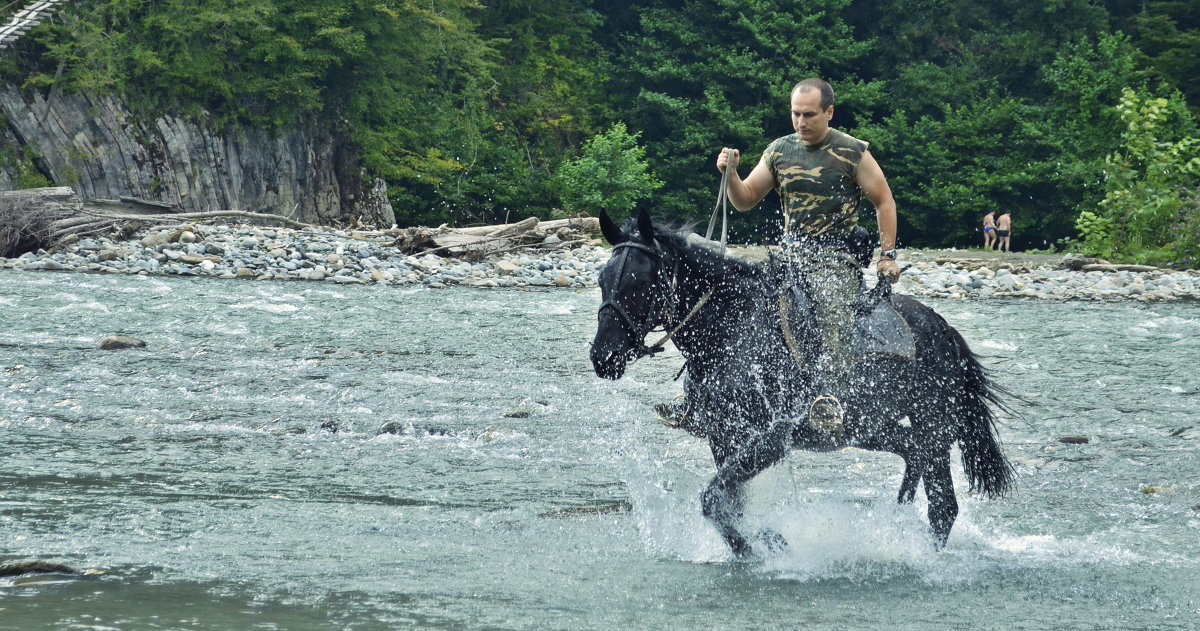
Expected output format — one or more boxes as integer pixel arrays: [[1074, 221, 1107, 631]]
[[853, 416, 922, 505], [898, 458, 922, 504], [923, 450, 959, 547], [701, 419, 795, 556]]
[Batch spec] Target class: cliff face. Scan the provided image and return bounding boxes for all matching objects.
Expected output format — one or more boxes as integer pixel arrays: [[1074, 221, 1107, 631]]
[[0, 85, 394, 227]]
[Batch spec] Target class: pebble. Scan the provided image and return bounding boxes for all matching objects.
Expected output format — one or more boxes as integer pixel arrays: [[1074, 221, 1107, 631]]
[[3, 225, 1199, 301]]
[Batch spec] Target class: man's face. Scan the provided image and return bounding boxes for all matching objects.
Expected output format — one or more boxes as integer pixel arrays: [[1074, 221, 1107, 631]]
[[790, 88, 833, 145]]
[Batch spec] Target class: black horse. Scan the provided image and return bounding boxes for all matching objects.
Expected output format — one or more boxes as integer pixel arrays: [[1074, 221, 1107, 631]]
[[590, 208, 1013, 556]]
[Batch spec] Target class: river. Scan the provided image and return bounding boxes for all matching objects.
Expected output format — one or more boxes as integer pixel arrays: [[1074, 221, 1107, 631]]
[[2, 270, 1198, 630]]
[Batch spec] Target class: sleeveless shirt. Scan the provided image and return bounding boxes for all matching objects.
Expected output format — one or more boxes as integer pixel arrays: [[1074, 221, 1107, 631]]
[[763, 128, 868, 238]]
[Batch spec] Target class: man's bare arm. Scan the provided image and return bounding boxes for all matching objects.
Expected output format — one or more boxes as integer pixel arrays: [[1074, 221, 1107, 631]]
[[857, 150, 897, 251], [717, 148, 775, 211]]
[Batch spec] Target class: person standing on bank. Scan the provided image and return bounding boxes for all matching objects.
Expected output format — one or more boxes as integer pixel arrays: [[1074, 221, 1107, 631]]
[[982, 211, 996, 250], [995, 210, 1011, 253], [718, 77, 900, 436]]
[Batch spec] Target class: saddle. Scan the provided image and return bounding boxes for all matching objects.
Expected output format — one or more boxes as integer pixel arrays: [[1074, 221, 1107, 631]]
[[779, 276, 916, 362], [773, 229, 916, 364]]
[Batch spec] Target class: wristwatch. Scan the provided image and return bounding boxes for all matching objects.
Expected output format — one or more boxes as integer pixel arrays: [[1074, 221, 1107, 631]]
[[880, 248, 897, 260]]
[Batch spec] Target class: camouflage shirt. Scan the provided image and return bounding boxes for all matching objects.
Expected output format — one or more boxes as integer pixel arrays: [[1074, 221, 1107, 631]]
[[763, 128, 868, 238]]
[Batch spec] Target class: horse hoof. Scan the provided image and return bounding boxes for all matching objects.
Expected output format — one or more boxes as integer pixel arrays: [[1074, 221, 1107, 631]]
[[755, 528, 789, 555]]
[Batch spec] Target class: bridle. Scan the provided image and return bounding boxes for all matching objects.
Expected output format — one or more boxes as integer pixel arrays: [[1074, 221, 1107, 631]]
[[598, 241, 673, 359], [597, 239, 714, 361], [595, 150, 733, 363]]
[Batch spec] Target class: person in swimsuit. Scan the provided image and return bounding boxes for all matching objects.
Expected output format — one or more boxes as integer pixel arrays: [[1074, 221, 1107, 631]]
[[982, 212, 996, 250], [996, 211, 1012, 252]]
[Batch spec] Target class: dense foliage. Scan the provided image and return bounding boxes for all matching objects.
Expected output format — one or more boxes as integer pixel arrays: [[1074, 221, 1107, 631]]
[[2, 0, 1198, 265]]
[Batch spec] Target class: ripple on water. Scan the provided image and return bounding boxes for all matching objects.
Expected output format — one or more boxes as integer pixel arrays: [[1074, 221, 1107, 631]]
[[228, 301, 301, 314]]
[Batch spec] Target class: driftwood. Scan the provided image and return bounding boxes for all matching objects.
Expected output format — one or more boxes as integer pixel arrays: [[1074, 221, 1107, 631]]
[[1080, 263, 1162, 273], [0, 187, 80, 257], [393, 216, 600, 258], [457, 216, 539, 236], [1, 186, 327, 255], [45, 210, 321, 251], [59, 209, 320, 232], [1058, 256, 1109, 271], [87, 196, 187, 215], [453, 216, 598, 236]]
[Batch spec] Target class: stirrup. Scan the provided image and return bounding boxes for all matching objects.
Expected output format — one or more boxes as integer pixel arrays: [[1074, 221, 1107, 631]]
[[654, 395, 706, 438], [808, 394, 844, 442], [654, 393, 689, 427]]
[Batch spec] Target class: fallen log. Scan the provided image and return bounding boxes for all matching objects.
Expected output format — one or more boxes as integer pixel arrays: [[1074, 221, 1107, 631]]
[[456, 216, 539, 236], [0, 186, 77, 202], [0, 187, 80, 257], [70, 209, 321, 231], [4, 186, 600, 260], [87, 196, 181, 215], [1058, 256, 1110, 271], [453, 216, 598, 236], [418, 234, 514, 257], [1080, 263, 1162, 273]]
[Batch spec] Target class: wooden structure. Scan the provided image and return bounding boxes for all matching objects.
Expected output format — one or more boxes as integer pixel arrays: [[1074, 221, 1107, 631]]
[[0, 0, 71, 50]]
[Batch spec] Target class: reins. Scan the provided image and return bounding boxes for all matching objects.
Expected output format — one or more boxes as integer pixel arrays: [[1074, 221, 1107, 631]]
[[601, 239, 714, 360], [644, 282, 713, 355], [638, 151, 729, 352], [704, 149, 732, 255]]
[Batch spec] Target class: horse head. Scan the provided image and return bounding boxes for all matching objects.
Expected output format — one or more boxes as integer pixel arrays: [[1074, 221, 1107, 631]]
[[590, 208, 673, 380]]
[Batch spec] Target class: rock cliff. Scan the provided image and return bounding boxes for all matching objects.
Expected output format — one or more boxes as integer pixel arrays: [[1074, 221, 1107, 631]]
[[0, 85, 394, 227]]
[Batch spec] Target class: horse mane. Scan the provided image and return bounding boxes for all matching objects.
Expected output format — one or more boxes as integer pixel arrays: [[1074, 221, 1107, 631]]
[[617, 216, 765, 281]]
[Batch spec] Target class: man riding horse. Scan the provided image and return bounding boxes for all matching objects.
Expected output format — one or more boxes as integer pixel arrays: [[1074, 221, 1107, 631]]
[[659, 77, 901, 441]]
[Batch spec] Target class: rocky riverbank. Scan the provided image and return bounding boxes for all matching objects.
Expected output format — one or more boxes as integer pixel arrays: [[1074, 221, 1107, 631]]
[[2, 222, 1198, 301], [895, 248, 1200, 301], [1, 222, 607, 289]]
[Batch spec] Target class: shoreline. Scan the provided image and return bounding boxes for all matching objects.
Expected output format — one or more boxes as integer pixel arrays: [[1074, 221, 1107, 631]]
[[2, 222, 1198, 301]]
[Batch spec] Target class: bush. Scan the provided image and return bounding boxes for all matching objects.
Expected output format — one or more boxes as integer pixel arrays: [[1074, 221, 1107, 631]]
[[1077, 86, 1200, 267], [556, 122, 662, 219], [1171, 186, 1200, 269]]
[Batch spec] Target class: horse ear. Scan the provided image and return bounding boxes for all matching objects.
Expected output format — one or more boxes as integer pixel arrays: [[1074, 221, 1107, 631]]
[[636, 207, 655, 244], [598, 209, 624, 245]]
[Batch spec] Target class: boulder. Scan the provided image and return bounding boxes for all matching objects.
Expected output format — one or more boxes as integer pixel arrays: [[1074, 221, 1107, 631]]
[[140, 232, 171, 248], [378, 421, 407, 435], [0, 560, 80, 578], [97, 335, 146, 350]]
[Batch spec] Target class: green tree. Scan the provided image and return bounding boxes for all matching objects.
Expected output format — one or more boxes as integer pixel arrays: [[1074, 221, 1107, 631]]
[[461, 1, 606, 224], [10, 0, 502, 227], [557, 122, 663, 218], [310, 0, 495, 227], [845, 0, 1118, 249], [1108, 0, 1200, 115], [1078, 86, 1200, 266], [592, 0, 876, 242]]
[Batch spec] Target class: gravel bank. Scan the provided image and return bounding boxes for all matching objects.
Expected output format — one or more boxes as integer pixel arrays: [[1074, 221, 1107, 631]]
[[2, 223, 1198, 301], [1, 223, 607, 289]]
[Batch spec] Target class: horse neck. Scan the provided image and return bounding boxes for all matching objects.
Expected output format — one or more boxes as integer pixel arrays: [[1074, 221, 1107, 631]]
[[666, 248, 758, 372]]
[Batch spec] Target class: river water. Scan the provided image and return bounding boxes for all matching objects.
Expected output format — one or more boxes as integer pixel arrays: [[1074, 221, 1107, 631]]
[[1, 270, 1197, 630]]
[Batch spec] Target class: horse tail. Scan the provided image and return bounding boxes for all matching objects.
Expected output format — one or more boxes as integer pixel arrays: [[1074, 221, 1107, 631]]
[[949, 326, 1015, 499]]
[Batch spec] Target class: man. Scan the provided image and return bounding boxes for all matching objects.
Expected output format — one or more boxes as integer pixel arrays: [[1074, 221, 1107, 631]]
[[996, 210, 1011, 253], [659, 78, 899, 439]]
